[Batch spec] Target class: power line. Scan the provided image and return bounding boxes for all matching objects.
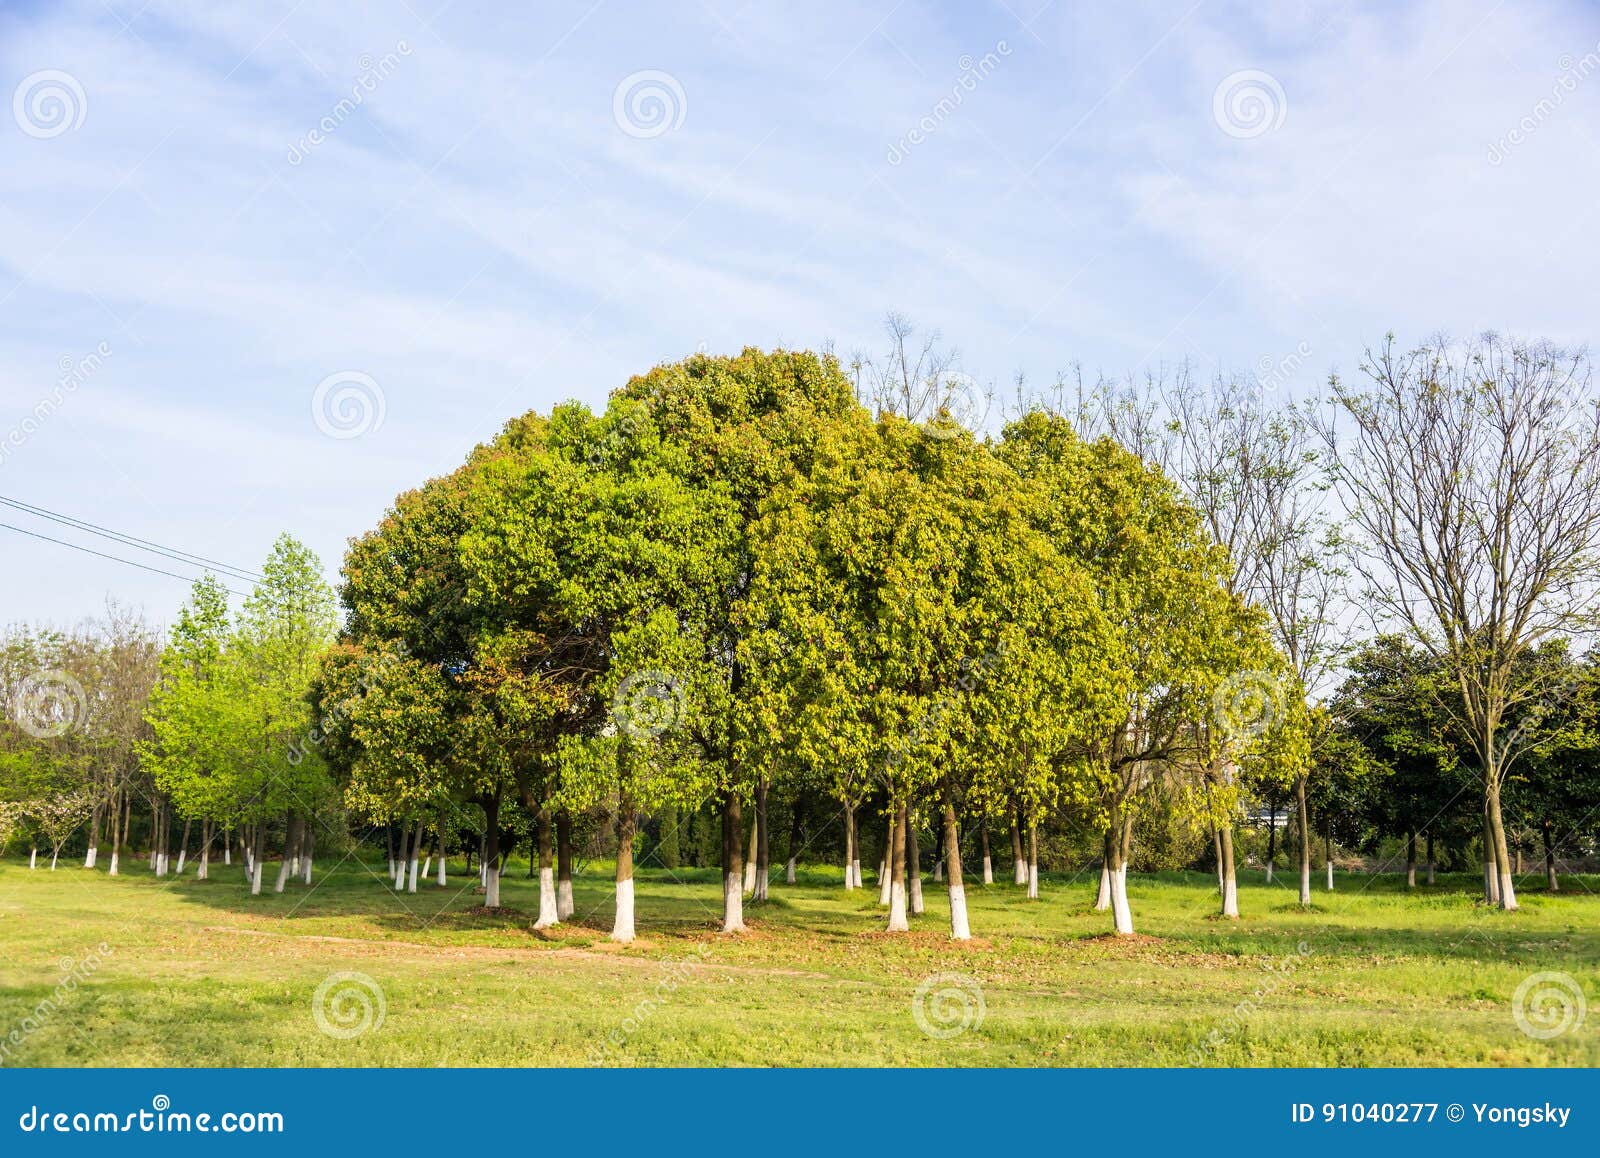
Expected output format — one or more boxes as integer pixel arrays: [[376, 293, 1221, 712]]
[[0, 522, 252, 597], [0, 494, 262, 582]]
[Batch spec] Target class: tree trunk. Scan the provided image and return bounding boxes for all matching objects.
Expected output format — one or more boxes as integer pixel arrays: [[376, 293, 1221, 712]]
[[109, 790, 127, 876], [407, 819, 422, 893], [1295, 776, 1311, 905], [1265, 802, 1278, 883], [483, 794, 502, 909], [223, 827, 231, 867], [302, 826, 314, 884], [742, 808, 759, 896], [1212, 825, 1223, 893], [786, 796, 803, 885], [1487, 777, 1517, 910], [1106, 818, 1133, 936], [29, 846, 37, 870], [274, 814, 298, 893], [721, 792, 746, 933], [612, 803, 636, 942], [1324, 820, 1333, 891], [907, 809, 924, 915], [1426, 830, 1435, 886], [1542, 820, 1559, 891], [386, 825, 396, 879], [250, 823, 265, 895], [1405, 831, 1417, 889], [534, 809, 559, 928], [175, 817, 192, 875], [878, 811, 895, 906], [886, 802, 909, 932], [1025, 822, 1040, 899], [556, 812, 573, 917], [1219, 824, 1238, 917], [1010, 813, 1026, 885], [436, 810, 448, 887], [843, 802, 856, 891], [84, 803, 99, 869], [979, 824, 992, 885], [753, 778, 770, 903], [1095, 860, 1111, 910], [942, 796, 969, 940]]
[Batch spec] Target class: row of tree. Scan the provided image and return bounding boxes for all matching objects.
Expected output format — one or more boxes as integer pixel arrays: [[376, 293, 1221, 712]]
[[6, 327, 1599, 941]]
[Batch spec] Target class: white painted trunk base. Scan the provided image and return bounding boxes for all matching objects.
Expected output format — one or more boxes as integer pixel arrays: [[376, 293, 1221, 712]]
[[84, 847, 96, 869], [251, 862, 264, 895], [534, 866, 559, 928], [1095, 862, 1111, 911], [743, 860, 757, 895], [948, 883, 971, 941], [1264, 862, 1274, 884], [878, 865, 892, 906], [721, 873, 746, 933], [1298, 866, 1311, 905], [933, 859, 943, 882], [407, 854, 420, 893], [886, 880, 909, 932], [981, 855, 992, 885], [843, 855, 855, 890], [909, 873, 924, 915], [29, 848, 37, 870], [851, 859, 862, 888], [557, 879, 573, 918], [175, 851, 186, 875], [1222, 877, 1238, 918], [302, 856, 313, 885], [109, 851, 119, 876], [485, 867, 501, 908], [436, 857, 447, 887], [421, 857, 431, 878], [1014, 858, 1026, 885], [223, 846, 230, 866], [49, 851, 59, 870], [611, 877, 635, 942], [785, 857, 796, 884], [1498, 872, 1518, 910], [1326, 862, 1334, 891], [1110, 865, 1133, 935], [1026, 862, 1039, 899]]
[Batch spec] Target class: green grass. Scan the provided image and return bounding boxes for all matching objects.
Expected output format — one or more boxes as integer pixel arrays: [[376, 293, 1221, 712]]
[[0, 855, 1595, 1067]]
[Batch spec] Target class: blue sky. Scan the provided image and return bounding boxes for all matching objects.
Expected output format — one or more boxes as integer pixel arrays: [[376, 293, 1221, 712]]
[[2, 0, 1599, 626]]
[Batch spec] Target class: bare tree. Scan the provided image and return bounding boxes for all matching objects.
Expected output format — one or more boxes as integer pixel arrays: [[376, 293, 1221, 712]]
[[851, 312, 989, 432], [1316, 333, 1600, 911]]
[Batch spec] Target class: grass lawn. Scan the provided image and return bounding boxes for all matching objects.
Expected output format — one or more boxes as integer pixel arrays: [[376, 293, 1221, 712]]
[[0, 854, 1595, 1067]]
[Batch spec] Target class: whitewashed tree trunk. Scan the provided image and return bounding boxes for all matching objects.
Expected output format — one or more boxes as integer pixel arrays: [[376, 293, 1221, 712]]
[[251, 861, 264, 895], [109, 850, 119, 876], [274, 855, 291, 894], [437, 852, 447, 887], [223, 844, 231, 867], [843, 848, 854, 891], [484, 865, 501, 908], [50, 850, 59, 870], [851, 859, 862, 887], [199, 844, 208, 881], [1110, 864, 1133, 936], [722, 873, 746, 933], [785, 856, 796, 884], [534, 867, 559, 929], [1014, 858, 1027, 885], [1222, 875, 1238, 917], [948, 883, 970, 940], [1426, 859, 1435, 886], [877, 861, 892, 906], [1095, 861, 1111, 911], [886, 880, 909, 932], [29, 847, 37, 870], [933, 858, 943, 882], [83, 845, 96, 869], [1299, 864, 1311, 905], [612, 878, 635, 942], [175, 849, 187, 875], [909, 872, 924, 915], [981, 855, 992, 885], [1026, 861, 1039, 899], [407, 825, 421, 893], [422, 857, 431, 879], [1264, 862, 1274, 884], [1326, 861, 1334, 891], [743, 858, 757, 895]]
